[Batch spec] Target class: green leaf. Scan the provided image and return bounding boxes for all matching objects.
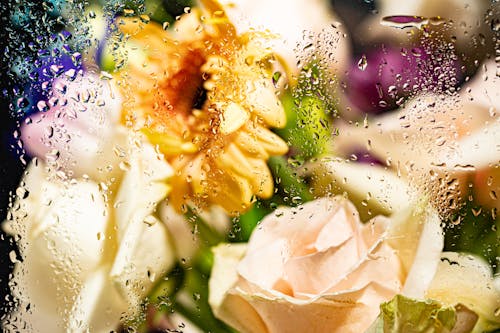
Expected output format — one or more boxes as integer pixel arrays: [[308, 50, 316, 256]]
[[366, 295, 457, 333]]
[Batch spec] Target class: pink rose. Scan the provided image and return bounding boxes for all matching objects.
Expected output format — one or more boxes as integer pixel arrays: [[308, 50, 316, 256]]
[[210, 195, 443, 333]]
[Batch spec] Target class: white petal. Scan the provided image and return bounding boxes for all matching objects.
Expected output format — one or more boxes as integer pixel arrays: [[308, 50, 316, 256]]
[[219, 0, 350, 77], [5, 161, 109, 332], [21, 74, 124, 181], [312, 160, 412, 219], [114, 137, 172, 239]]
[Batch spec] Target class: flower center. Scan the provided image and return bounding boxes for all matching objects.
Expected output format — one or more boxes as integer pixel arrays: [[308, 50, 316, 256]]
[[155, 47, 207, 120]]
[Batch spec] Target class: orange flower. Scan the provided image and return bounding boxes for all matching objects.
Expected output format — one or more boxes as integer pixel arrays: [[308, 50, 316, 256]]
[[114, 0, 288, 214]]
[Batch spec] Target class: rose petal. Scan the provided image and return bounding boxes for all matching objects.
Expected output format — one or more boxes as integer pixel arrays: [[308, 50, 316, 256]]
[[387, 200, 443, 298], [68, 266, 126, 333]]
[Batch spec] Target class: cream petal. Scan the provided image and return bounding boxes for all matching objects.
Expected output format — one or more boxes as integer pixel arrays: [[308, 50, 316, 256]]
[[311, 160, 412, 219], [21, 75, 123, 181], [3, 161, 57, 244], [110, 216, 175, 308], [284, 238, 360, 295], [243, 198, 343, 256], [23, 169, 107, 275], [159, 202, 200, 262], [5, 162, 109, 332], [109, 136, 174, 307], [323, 241, 403, 295], [442, 121, 500, 170], [197, 204, 230, 235], [114, 137, 172, 239], [315, 202, 358, 251], [387, 199, 444, 298], [237, 238, 289, 291], [426, 252, 500, 332], [222, 281, 394, 333], [209, 243, 248, 313], [68, 265, 129, 333], [9, 251, 67, 332]]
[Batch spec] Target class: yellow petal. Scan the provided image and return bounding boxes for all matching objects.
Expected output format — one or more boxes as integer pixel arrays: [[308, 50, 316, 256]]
[[219, 102, 250, 135], [244, 123, 288, 155], [246, 157, 274, 198], [233, 130, 269, 159], [246, 81, 286, 128]]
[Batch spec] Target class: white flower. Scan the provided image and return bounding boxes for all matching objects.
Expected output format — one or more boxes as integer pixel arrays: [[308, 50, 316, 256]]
[[332, 60, 500, 212], [217, 0, 350, 79], [3, 133, 175, 332]]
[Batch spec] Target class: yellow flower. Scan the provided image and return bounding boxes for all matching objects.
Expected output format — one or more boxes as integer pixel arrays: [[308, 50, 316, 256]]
[[114, 0, 288, 214]]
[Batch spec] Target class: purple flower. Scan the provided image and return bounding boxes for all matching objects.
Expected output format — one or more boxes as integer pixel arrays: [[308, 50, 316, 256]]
[[343, 45, 461, 114]]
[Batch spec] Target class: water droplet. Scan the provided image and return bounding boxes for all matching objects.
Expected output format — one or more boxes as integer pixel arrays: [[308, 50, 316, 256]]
[[148, 270, 156, 282], [139, 14, 150, 24], [123, 8, 135, 16], [143, 215, 157, 227], [489, 190, 497, 201], [65, 68, 77, 81], [378, 100, 388, 108], [375, 83, 383, 98], [45, 149, 60, 162], [381, 15, 428, 29], [99, 71, 113, 80], [9, 251, 18, 264], [357, 54, 367, 71], [471, 207, 482, 217], [16, 97, 29, 108], [37, 100, 49, 112], [71, 52, 82, 66], [50, 64, 64, 76], [272, 71, 282, 88], [119, 161, 130, 171], [15, 187, 29, 199], [44, 126, 54, 138], [451, 215, 461, 225]]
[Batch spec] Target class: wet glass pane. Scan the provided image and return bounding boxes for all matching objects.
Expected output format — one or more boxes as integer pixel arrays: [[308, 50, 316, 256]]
[[1, 0, 499, 332]]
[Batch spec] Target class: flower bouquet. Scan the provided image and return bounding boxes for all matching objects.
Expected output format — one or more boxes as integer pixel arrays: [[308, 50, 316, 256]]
[[1, 0, 499, 332]]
